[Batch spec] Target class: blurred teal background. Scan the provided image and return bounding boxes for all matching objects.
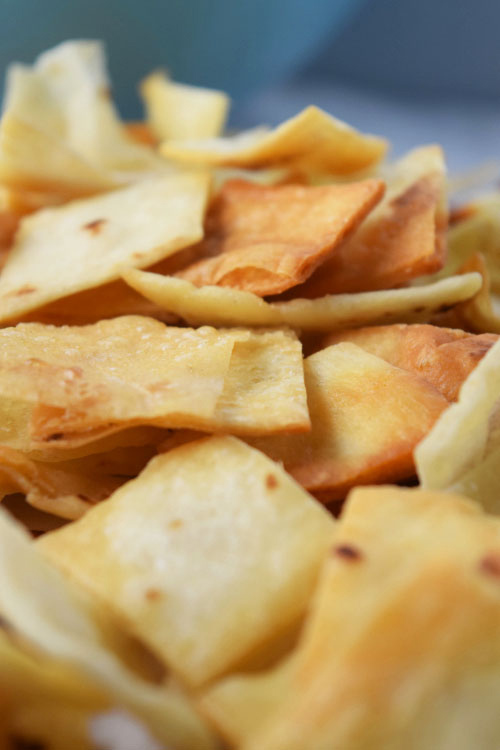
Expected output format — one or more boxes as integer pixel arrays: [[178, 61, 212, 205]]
[[1, 0, 500, 174], [0, 0, 366, 115]]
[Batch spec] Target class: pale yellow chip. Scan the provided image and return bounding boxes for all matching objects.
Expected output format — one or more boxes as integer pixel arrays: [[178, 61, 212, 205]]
[[199, 653, 297, 747], [0, 628, 110, 749], [161, 105, 387, 175], [141, 70, 229, 141], [0, 317, 236, 443], [1, 40, 165, 195], [0, 170, 209, 323], [123, 269, 482, 331], [0, 508, 216, 749], [248, 486, 500, 750], [415, 337, 500, 513], [39, 436, 335, 687], [245, 343, 447, 500]]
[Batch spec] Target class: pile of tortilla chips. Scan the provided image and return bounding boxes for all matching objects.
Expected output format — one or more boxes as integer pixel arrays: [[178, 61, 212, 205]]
[[2, 39, 500, 750]]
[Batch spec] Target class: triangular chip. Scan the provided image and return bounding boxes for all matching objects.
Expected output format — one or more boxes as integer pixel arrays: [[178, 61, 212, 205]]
[[323, 323, 497, 401], [161, 105, 387, 175], [174, 178, 384, 295], [0, 508, 216, 749], [39, 437, 335, 686], [123, 269, 482, 331], [295, 145, 447, 296], [249, 487, 500, 750], [0, 444, 155, 520], [0, 171, 209, 323], [141, 70, 229, 141], [245, 343, 448, 500], [415, 337, 500, 513]]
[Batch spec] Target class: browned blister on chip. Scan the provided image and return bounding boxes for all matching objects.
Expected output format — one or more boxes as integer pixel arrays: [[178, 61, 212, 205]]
[[295, 145, 447, 296], [161, 105, 387, 175], [246, 343, 448, 501], [323, 323, 498, 401], [247, 487, 500, 750], [174, 178, 385, 296], [39, 437, 335, 687]]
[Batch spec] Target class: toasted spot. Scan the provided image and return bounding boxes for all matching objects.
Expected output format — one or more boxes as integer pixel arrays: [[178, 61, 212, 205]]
[[6, 284, 37, 298], [479, 553, 500, 578], [145, 588, 162, 602], [82, 218, 107, 235], [266, 473, 279, 489], [46, 433, 64, 442], [333, 544, 364, 562], [168, 519, 183, 530]]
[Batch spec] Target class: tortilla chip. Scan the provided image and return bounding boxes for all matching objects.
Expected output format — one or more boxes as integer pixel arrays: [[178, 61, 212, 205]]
[[248, 486, 500, 750], [0, 444, 156, 520], [199, 653, 297, 747], [432, 253, 500, 334], [39, 436, 335, 686], [323, 323, 497, 401], [125, 121, 157, 147], [415, 338, 500, 513], [245, 343, 448, 501], [295, 145, 447, 296], [141, 71, 229, 141], [0, 508, 216, 749], [174, 178, 384, 296], [0, 317, 236, 443], [21, 279, 179, 326], [0, 170, 209, 323], [0, 627, 110, 750], [161, 105, 387, 175], [0, 113, 117, 199], [123, 269, 482, 331]]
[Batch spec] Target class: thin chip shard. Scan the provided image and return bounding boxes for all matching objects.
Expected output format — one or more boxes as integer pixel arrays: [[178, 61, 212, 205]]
[[123, 270, 482, 331], [175, 178, 385, 295], [161, 105, 387, 175]]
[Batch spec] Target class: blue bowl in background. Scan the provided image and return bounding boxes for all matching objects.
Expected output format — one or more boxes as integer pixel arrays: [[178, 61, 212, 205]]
[[1, 0, 367, 116]]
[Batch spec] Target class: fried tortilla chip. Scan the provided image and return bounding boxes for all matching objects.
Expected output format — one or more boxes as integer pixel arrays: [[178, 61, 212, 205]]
[[0, 444, 156, 520], [174, 178, 384, 296], [39, 437, 335, 686], [0, 318, 309, 445], [415, 338, 500, 513], [323, 323, 497, 401], [248, 486, 500, 750], [141, 71, 229, 141], [0, 627, 110, 749], [0, 508, 216, 749], [295, 145, 447, 296], [199, 653, 297, 747], [0, 171, 209, 323], [244, 343, 448, 501], [0, 317, 235, 442], [161, 105, 387, 175], [123, 270, 482, 331]]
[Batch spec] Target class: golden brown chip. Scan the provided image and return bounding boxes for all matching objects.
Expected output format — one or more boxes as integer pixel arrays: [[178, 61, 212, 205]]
[[294, 145, 447, 296], [248, 486, 500, 750], [123, 269, 482, 331], [161, 105, 387, 175], [174, 178, 384, 296], [323, 323, 497, 401], [0, 170, 210, 324], [141, 71, 229, 141], [0, 444, 156, 520], [39, 437, 335, 687], [245, 343, 448, 501]]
